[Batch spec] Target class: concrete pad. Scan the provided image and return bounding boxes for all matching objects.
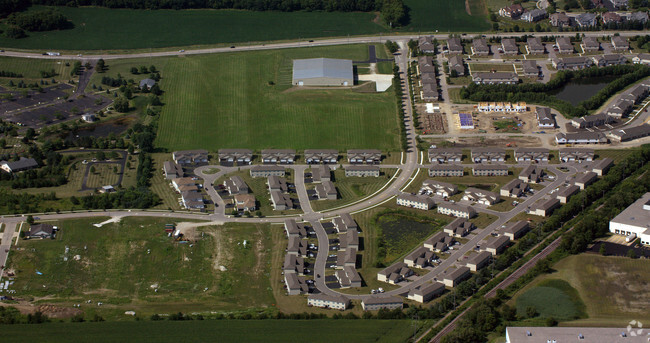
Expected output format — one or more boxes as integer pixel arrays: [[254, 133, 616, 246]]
[[357, 74, 394, 92]]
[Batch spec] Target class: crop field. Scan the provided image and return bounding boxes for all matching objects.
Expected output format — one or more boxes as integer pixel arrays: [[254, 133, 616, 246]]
[[509, 254, 650, 326], [375, 211, 447, 264], [0, 319, 413, 343], [402, 0, 490, 33], [310, 168, 396, 212], [0, 56, 74, 88], [5, 217, 275, 320], [514, 279, 586, 321], [151, 45, 400, 151]]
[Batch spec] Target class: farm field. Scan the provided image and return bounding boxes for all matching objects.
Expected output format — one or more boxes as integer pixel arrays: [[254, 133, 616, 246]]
[[310, 168, 397, 212], [402, 0, 490, 33], [5, 217, 276, 320], [508, 254, 650, 326], [151, 45, 401, 151], [0, 319, 414, 343]]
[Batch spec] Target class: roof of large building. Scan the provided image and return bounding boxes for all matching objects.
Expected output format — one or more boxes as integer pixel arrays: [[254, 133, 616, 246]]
[[506, 326, 650, 342], [610, 192, 650, 232], [293, 58, 353, 80]]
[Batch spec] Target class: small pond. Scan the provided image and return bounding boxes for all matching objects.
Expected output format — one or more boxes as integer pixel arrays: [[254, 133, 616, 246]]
[[548, 76, 617, 106]]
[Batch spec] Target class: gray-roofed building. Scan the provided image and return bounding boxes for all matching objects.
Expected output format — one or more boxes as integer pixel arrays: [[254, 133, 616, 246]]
[[305, 149, 338, 164], [441, 266, 471, 287], [472, 164, 509, 176], [292, 58, 353, 86], [592, 54, 627, 67], [361, 296, 403, 311], [571, 113, 612, 129], [218, 149, 252, 165], [428, 148, 463, 164], [172, 177, 198, 192], [609, 0, 629, 9], [623, 85, 649, 104], [233, 193, 256, 212], [267, 175, 288, 192], [307, 294, 349, 310], [501, 38, 519, 55], [611, 35, 629, 51], [396, 193, 435, 210], [271, 190, 293, 210], [499, 4, 524, 18], [532, 198, 560, 217], [607, 98, 634, 119], [521, 8, 546, 22], [582, 36, 600, 52], [429, 164, 464, 177], [407, 282, 445, 303], [336, 266, 362, 288], [574, 171, 598, 190], [418, 36, 436, 54], [609, 192, 650, 245], [139, 78, 155, 89], [472, 72, 519, 85], [557, 184, 579, 204], [536, 106, 556, 128], [592, 158, 613, 176], [575, 12, 597, 27], [550, 12, 571, 27], [261, 149, 295, 164], [345, 165, 380, 177], [472, 39, 490, 56], [607, 124, 650, 142], [163, 161, 183, 179], [484, 235, 511, 255], [283, 254, 305, 274], [448, 55, 465, 76], [522, 60, 539, 76], [284, 219, 306, 238], [559, 148, 594, 162], [347, 149, 382, 164], [172, 149, 208, 165], [514, 148, 549, 162], [284, 273, 309, 295], [314, 180, 337, 200], [420, 81, 439, 101], [503, 221, 530, 240], [418, 55, 436, 73], [26, 223, 55, 239], [466, 251, 492, 272], [181, 191, 204, 209], [224, 175, 248, 195], [404, 246, 436, 268], [377, 262, 413, 284], [444, 218, 476, 237], [337, 247, 357, 268], [311, 164, 331, 183], [447, 38, 463, 54], [501, 179, 529, 198], [555, 132, 607, 144], [505, 326, 650, 343], [424, 232, 453, 251], [422, 179, 458, 198], [552, 56, 593, 70], [339, 229, 359, 251], [628, 11, 649, 23], [527, 37, 545, 54], [462, 187, 500, 206], [472, 148, 506, 163], [437, 202, 476, 219], [519, 165, 543, 184], [556, 37, 574, 53], [250, 165, 285, 178], [333, 213, 358, 233], [0, 157, 42, 173], [602, 11, 623, 24], [287, 236, 307, 257]]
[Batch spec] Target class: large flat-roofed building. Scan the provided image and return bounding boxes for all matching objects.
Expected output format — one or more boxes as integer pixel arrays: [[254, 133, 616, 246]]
[[609, 192, 650, 245], [557, 184, 579, 204], [503, 221, 530, 240], [429, 164, 464, 177], [407, 282, 445, 303], [428, 148, 463, 163], [307, 294, 349, 310], [441, 266, 471, 287], [361, 296, 403, 311], [532, 198, 560, 217], [261, 149, 295, 164], [608, 124, 650, 142], [466, 251, 492, 272], [484, 235, 510, 255], [592, 158, 613, 176], [292, 58, 353, 86], [573, 171, 598, 190], [505, 326, 649, 343]]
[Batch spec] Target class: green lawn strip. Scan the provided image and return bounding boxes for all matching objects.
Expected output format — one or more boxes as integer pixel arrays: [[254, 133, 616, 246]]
[[310, 168, 395, 212]]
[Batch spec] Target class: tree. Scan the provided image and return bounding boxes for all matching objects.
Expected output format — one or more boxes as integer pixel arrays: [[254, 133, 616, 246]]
[[450, 69, 458, 77], [26, 215, 34, 225], [113, 97, 130, 112], [96, 59, 105, 72], [385, 40, 399, 54], [526, 306, 538, 318], [90, 166, 96, 174], [96, 151, 106, 160], [130, 67, 139, 74], [381, 0, 407, 27], [139, 66, 149, 74], [546, 316, 558, 327], [627, 249, 637, 259], [599, 243, 607, 255]]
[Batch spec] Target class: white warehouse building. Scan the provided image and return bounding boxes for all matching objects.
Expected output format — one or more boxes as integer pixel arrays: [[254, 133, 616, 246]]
[[292, 58, 354, 86], [609, 192, 650, 245]]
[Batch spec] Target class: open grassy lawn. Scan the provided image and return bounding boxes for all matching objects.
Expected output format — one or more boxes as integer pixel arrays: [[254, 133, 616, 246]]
[[6, 217, 276, 320], [0, 319, 413, 343], [596, 148, 641, 163], [509, 254, 650, 326], [149, 153, 185, 211], [85, 163, 121, 189], [0, 6, 386, 51], [514, 279, 586, 321], [311, 168, 396, 212], [0, 56, 74, 88], [402, 0, 490, 33], [142, 45, 401, 151]]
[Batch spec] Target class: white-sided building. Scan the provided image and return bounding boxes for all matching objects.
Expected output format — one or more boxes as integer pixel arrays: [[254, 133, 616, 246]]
[[609, 192, 650, 245]]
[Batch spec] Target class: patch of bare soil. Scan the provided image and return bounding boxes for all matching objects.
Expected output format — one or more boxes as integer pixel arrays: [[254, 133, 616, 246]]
[[465, 0, 472, 15]]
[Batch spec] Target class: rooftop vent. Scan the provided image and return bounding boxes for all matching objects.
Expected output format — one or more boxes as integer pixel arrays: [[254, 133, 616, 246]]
[[579, 333, 584, 339], [622, 332, 627, 337], [526, 331, 532, 337]]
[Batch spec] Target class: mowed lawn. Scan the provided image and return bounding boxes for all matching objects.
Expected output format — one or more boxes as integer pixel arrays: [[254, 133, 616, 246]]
[[0, 56, 74, 88], [6, 217, 276, 319], [402, 0, 490, 32], [155, 45, 401, 151], [0, 319, 413, 343], [0, 6, 385, 50]]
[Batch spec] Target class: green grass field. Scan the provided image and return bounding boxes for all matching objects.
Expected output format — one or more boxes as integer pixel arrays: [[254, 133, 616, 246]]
[[0, 319, 413, 343], [402, 0, 490, 33], [515, 279, 586, 321], [0, 56, 75, 88], [149, 45, 401, 151], [509, 254, 650, 326], [6, 217, 275, 319], [310, 168, 396, 212], [375, 211, 447, 264], [85, 163, 121, 188]]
